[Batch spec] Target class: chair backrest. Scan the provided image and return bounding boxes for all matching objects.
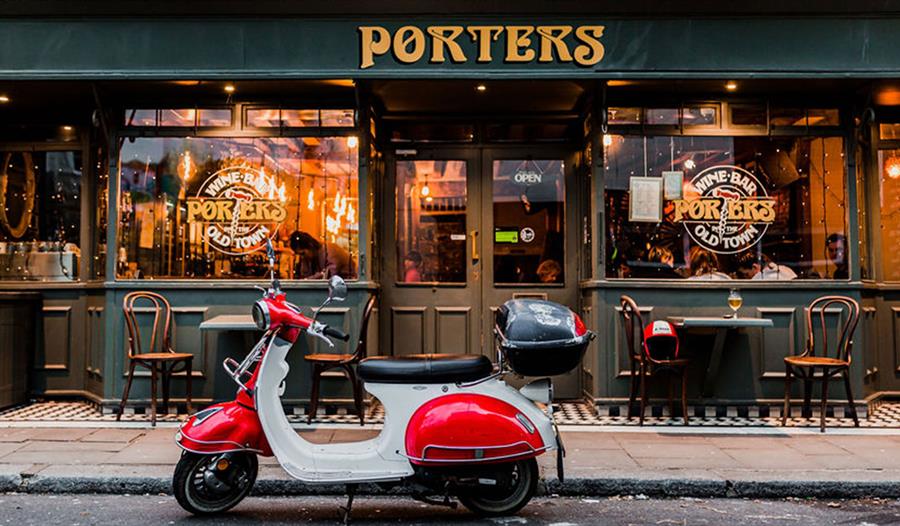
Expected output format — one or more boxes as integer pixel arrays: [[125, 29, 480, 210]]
[[619, 295, 645, 368], [123, 291, 174, 358], [351, 292, 377, 362], [805, 295, 859, 363]]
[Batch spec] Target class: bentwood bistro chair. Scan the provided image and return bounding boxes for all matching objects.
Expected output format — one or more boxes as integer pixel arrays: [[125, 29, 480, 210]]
[[118, 291, 193, 426], [305, 292, 377, 425], [619, 295, 691, 425], [782, 295, 861, 433]]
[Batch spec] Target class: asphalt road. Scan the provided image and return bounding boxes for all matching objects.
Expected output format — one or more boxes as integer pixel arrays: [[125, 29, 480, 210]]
[[1, 494, 899, 525]]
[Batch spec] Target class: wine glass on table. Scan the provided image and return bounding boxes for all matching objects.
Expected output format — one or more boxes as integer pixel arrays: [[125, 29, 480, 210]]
[[728, 289, 742, 319]]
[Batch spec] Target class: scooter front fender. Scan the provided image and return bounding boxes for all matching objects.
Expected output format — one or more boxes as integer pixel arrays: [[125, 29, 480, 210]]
[[175, 401, 272, 456]]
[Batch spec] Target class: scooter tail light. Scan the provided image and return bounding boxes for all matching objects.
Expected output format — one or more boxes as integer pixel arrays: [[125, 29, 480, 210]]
[[573, 312, 588, 337]]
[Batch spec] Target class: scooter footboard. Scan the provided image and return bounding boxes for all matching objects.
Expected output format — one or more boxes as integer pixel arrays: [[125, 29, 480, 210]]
[[176, 401, 273, 456]]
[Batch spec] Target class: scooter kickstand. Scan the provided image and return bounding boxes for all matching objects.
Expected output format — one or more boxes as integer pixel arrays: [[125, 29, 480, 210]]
[[340, 483, 358, 525]]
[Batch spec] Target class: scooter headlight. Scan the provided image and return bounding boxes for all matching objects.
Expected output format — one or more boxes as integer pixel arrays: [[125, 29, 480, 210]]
[[252, 300, 270, 331]]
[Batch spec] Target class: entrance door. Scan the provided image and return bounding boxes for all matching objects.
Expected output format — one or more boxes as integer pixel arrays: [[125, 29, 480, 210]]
[[481, 150, 580, 398], [381, 150, 483, 356], [380, 148, 580, 398]]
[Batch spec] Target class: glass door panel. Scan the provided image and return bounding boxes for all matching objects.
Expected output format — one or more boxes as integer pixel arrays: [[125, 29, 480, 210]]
[[395, 160, 468, 284], [381, 151, 482, 357], [492, 159, 566, 285]]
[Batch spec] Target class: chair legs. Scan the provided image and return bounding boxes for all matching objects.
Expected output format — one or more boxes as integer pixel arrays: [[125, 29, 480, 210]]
[[627, 363, 638, 418], [843, 370, 859, 427], [802, 378, 813, 419], [185, 358, 194, 414], [307, 364, 323, 424], [149, 361, 158, 427], [117, 361, 137, 421], [819, 370, 829, 433], [638, 364, 648, 426], [161, 362, 171, 415], [782, 365, 792, 426], [343, 365, 365, 426]]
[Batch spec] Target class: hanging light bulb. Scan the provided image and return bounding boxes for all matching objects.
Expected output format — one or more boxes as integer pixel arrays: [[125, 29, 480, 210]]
[[307, 188, 316, 210], [602, 134, 613, 147], [421, 173, 431, 197], [177, 151, 195, 181], [347, 136, 358, 148], [886, 155, 900, 179]]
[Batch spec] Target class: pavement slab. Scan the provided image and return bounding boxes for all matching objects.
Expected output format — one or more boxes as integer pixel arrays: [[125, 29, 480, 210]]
[[0, 425, 897, 498]]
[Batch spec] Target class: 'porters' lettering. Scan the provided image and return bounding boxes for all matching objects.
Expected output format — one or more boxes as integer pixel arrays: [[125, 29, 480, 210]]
[[427, 26, 467, 63], [358, 24, 608, 69], [466, 26, 503, 62], [573, 26, 605, 66], [393, 26, 426, 63], [504, 26, 536, 62], [537, 26, 574, 63], [358, 26, 391, 69]]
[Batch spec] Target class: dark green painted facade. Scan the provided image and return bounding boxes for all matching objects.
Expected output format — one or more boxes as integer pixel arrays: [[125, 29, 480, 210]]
[[1, 9, 899, 413]]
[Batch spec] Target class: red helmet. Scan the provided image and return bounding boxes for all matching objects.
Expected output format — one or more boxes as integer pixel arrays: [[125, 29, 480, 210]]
[[642, 320, 679, 360]]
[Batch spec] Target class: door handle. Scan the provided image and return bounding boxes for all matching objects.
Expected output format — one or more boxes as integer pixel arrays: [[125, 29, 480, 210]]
[[471, 229, 480, 263]]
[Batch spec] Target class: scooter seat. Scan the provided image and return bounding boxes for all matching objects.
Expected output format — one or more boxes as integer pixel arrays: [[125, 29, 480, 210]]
[[357, 354, 493, 384]]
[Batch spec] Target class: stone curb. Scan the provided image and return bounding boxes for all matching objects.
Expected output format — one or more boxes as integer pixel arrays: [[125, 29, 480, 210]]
[[4, 475, 899, 499]]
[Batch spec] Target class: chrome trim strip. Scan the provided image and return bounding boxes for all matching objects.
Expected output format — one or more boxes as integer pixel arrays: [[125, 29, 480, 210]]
[[398, 441, 553, 464]]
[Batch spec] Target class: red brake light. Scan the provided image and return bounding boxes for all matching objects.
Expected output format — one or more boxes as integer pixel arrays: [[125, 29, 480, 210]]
[[573, 312, 587, 337]]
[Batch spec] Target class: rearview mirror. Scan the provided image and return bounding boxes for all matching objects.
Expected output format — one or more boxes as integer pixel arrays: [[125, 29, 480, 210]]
[[328, 275, 348, 302], [265, 239, 276, 268]]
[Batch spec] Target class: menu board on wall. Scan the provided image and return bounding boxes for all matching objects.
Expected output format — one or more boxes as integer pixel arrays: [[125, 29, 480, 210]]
[[628, 177, 663, 223]]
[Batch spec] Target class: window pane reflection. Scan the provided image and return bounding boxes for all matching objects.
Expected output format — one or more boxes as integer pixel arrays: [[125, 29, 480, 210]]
[[879, 150, 900, 281], [395, 160, 467, 283], [117, 137, 358, 280], [493, 160, 565, 284], [0, 151, 82, 281], [604, 135, 847, 279]]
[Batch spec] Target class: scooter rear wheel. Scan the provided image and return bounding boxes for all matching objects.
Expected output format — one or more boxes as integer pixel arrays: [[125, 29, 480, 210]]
[[173, 451, 258, 515], [458, 458, 538, 517]]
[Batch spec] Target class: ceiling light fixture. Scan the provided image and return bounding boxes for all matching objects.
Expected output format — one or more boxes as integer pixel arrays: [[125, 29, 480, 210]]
[[725, 81, 738, 91], [476, 84, 487, 92], [0, 95, 9, 103], [347, 136, 359, 148], [224, 84, 236, 94], [62, 125, 73, 131]]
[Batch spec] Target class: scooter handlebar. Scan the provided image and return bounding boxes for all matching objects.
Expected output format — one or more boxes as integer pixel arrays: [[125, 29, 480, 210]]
[[323, 325, 350, 342]]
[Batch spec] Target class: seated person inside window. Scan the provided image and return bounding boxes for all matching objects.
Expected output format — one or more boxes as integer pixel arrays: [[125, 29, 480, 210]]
[[403, 251, 423, 282], [826, 233, 848, 279], [641, 245, 682, 279], [290, 231, 354, 279], [686, 246, 731, 280], [735, 250, 797, 280], [536, 259, 562, 283]]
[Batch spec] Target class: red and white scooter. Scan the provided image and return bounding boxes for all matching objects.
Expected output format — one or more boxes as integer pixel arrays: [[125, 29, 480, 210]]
[[173, 241, 592, 519]]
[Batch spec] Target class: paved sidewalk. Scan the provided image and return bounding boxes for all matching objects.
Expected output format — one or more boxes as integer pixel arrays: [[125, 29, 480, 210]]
[[1, 426, 899, 498]]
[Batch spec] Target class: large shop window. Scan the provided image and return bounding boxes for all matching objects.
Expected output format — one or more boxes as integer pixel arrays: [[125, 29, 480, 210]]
[[117, 137, 358, 280], [0, 151, 82, 281], [878, 148, 900, 281], [604, 135, 847, 280]]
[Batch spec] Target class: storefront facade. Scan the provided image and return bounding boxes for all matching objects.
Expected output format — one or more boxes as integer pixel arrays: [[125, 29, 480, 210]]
[[2, 2, 900, 415]]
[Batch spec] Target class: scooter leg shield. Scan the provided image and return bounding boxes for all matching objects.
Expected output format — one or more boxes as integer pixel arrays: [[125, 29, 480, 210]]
[[176, 401, 272, 456]]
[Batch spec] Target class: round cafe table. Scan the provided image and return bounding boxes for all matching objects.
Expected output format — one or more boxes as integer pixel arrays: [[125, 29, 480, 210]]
[[666, 316, 774, 398]]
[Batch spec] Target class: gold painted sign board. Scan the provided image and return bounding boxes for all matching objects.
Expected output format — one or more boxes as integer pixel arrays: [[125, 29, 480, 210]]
[[359, 25, 606, 69]]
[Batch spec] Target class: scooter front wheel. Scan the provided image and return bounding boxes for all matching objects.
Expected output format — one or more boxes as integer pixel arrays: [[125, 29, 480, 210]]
[[458, 458, 539, 517], [173, 451, 258, 515]]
